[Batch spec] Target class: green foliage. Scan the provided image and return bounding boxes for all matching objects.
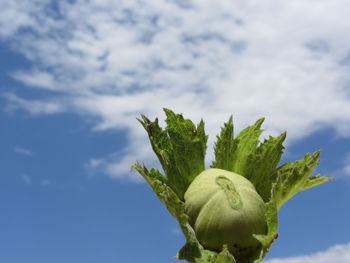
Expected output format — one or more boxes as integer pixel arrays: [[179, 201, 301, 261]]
[[133, 109, 333, 263], [273, 150, 330, 210], [137, 109, 207, 199], [131, 162, 202, 261]]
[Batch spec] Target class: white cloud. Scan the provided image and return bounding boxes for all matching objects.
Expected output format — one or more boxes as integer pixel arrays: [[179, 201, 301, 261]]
[[344, 164, 350, 177], [1, 0, 350, 179], [13, 146, 32, 156], [11, 69, 55, 90], [21, 174, 31, 184], [266, 242, 350, 263], [328, 153, 350, 179], [41, 179, 51, 186], [341, 153, 350, 177], [84, 149, 146, 182], [3, 93, 65, 115], [171, 227, 182, 235], [0, 1, 39, 37]]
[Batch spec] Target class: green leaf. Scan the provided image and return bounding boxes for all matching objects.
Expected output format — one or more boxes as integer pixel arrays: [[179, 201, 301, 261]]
[[164, 109, 208, 197], [132, 162, 237, 263], [274, 150, 333, 210], [248, 132, 286, 202], [211, 116, 236, 171], [212, 118, 265, 178], [186, 247, 237, 263], [131, 162, 202, 262], [215, 246, 237, 263], [252, 183, 280, 262], [230, 118, 264, 177], [212, 115, 283, 262], [212, 117, 285, 202], [138, 109, 207, 199], [191, 250, 218, 263]]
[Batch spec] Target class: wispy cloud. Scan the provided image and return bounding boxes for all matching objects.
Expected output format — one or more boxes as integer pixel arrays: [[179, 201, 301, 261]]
[[1, 0, 350, 178], [344, 164, 350, 177], [13, 146, 32, 156], [4, 93, 65, 115], [266, 242, 350, 263], [11, 69, 55, 90], [21, 174, 31, 184], [341, 153, 350, 177], [328, 153, 350, 179], [85, 150, 145, 182], [171, 227, 182, 235], [40, 179, 51, 186]]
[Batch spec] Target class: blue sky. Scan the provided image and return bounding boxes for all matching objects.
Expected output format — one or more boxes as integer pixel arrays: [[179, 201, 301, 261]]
[[1, 1, 350, 262]]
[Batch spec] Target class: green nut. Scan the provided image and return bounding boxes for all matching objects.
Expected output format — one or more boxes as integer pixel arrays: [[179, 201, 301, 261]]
[[184, 168, 267, 261]]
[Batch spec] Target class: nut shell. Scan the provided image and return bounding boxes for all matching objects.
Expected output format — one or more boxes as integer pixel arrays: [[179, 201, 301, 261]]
[[184, 168, 267, 260]]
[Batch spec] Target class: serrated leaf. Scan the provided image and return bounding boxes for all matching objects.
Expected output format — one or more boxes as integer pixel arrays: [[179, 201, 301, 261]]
[[131, 162, 203, 262], [191, 250, 218, 263], [212, 117, 287, 204], [212, 116, 236, 170], [252, 182, 279, 263], [164, 109, 208, 198], [212, 118, 265, 178], [215, 246, 237, 263], [248, 132, 286, 202], [230, 118, 264, 177], [138, 109, 207, 199], [274, 150, 333, 210]]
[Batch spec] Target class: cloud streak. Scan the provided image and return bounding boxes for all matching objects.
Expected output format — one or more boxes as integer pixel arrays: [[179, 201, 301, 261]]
[[266, 242, 350, 263], [21, 174, 31, 184], [41, 179, 51, 186], [1, 0, 350, 177], [13, 146, 32, 156]]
